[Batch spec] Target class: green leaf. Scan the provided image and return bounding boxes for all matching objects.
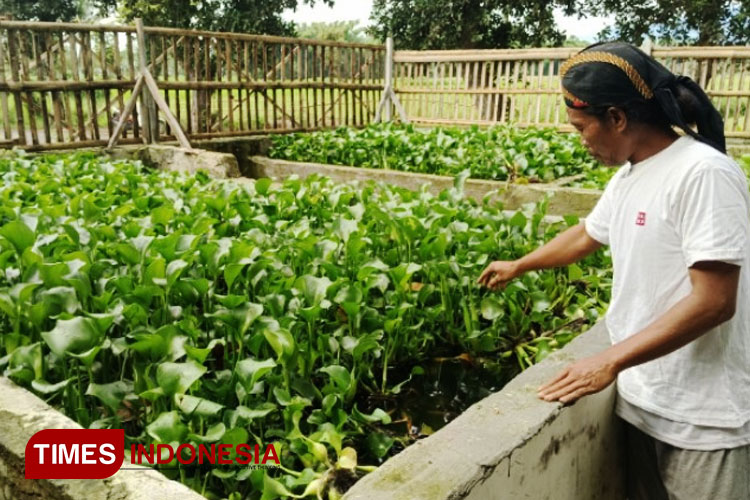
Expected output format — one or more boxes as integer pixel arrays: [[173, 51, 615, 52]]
[[320, 365, 351, 393], [176, 394, 224, 417], [0, 221, 35, 254], [86, 381, 132, 411], [365, 432, 395, 459], [9, 343, 42, 379], [480, 296, 505, 320], [568, 263, 584, 281], [262, 325, 295, 361], [255, 178, 273, 196], [31, 378, 72, 394], [188, 422, 226, 443], [42, 317, 103, 357], [146, 411, 188, 443], [156, 360, 207, 396], [236, 357, 277, 391]]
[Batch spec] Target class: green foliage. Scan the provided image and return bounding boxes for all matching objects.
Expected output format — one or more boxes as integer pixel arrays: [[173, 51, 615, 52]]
[[0, 151, 611, 498], [296, 21, 378, 44], [369, 0, 577, 50], [270, 123, 613, 187], [0, 0, 83, 21], [588, 0, 750, 45], [104, 0, 332, 35]]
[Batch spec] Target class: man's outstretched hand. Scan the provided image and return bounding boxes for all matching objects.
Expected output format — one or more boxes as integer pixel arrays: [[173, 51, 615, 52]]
[[537, 351, 619, 404], [477, 260, 522, 290]]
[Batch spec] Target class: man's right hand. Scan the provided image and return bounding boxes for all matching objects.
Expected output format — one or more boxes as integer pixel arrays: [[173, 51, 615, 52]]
[[477, 260, 523, 290]]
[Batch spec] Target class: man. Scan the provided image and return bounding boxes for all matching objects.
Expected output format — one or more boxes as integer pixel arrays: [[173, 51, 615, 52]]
[[477, 42, 750, 499]]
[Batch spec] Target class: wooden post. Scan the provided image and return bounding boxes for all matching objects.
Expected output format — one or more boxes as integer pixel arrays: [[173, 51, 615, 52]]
[[641, 37, 653, 56], [135, 18, 157, 142], [384, 36, 393, 121]]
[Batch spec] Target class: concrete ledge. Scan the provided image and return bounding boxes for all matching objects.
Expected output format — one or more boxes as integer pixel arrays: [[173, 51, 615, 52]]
[[0, 377, 206, 500], [343, 321, 625, 500], [104, 145, 240, 179], [248, 156, 602, 217], [192, 136, 272, 176]]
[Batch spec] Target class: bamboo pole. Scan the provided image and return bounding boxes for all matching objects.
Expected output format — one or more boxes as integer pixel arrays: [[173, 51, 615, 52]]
[[135, 19, 153, 142], [0, 28, 12, 140]]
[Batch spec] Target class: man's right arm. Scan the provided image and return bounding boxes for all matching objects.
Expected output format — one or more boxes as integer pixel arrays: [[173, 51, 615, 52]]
[[477, 224, 603, 290]]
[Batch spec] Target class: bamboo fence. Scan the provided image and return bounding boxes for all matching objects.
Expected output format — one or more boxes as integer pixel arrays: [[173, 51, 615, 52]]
[[0, 20, 385, 150], [392, 45, 750, 138]]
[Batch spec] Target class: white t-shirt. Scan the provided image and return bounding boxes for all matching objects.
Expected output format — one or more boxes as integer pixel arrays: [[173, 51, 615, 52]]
[[584, 136, 750, 443]]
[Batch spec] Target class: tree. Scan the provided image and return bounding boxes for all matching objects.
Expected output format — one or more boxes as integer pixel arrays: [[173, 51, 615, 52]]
[[587, 0, 750, 45], [296, 21, 378, 44], [368, 0, 576, 50], [0, 0, 83, 21], [98, 0, 332, 36]]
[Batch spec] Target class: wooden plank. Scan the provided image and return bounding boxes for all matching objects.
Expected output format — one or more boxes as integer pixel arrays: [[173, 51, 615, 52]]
[[329, 45, 336, 126], [18, 30, 39, 145], [280, 44, 286, 128], [5, 29, 25, 143], [253, 41, 260, 129], [171, 36, 180, 134], [204, 35, 211, 133], [33, 32, 52, 144], [262, 42, 270, 129], [143, 69, 191, 149], [111, 29, 126, 138], [81, 32, 99, 141], [126, 32, 141, 138], [107, 74, 143, 148], [0, 29, 10, 140], [227, 39, 234, 132], [98, 31, 113, 138]]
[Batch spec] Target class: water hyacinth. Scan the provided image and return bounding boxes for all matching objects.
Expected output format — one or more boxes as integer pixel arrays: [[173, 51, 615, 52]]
[[0, 151, 611, 499]]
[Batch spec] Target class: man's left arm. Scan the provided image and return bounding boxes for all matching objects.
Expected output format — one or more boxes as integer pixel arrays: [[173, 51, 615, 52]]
[[537, 260, 741, 403]]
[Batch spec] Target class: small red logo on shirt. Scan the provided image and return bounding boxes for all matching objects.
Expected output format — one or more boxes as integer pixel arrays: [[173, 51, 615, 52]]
[[635, 211, 646, 226]]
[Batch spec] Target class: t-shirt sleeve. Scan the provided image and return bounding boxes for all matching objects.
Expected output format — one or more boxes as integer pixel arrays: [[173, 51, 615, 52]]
[[584, 177, 615, 245], [678, 161, 749, 268]]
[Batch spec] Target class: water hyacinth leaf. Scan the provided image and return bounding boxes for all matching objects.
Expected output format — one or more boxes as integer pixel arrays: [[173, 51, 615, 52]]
[[255, 178, 273, 196], [294, 275, 332, 307], [42, 317, 103, 357], [336, 447, 357, 470], [188, 422, 226, 443], [146, 411, 188, 443], [32, 378, 72, 394], [260, 473, 296, 500], [184, 339, 224, 364], [231, 403, 277, 427], [262, 325, 295, 361], [480, 296, 505, 321], [236, 357, 277, 391], [351, 405, 391, 425], [176, 394, 224, 417], [9, 342, 42, 379], [320, 365, 351, 393], [86, 381, 133, 411], [156, 360, 207, 396], [365, 432, 395, 460], [209, 302, 263, 336], [0, 220, 35, 254], [568, 263, 584, 281], [40, 286, 80, 315]]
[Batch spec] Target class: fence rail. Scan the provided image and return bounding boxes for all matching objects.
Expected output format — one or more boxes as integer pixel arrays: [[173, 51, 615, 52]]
[[2, 21, 750, 151], [392, 45, 750, 138], [0, 20, 385, 150]]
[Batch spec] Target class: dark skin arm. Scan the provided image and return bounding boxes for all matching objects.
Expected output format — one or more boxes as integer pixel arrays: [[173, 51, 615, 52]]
[[537, 260, 741, 403], [477, 223, 602, 289]]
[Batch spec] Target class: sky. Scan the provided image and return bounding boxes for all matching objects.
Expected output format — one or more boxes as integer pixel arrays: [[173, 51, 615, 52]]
[[282, 0, 615, 42]]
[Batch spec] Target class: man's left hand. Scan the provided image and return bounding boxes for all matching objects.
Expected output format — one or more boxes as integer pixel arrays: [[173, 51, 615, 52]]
[[537, 351, 619, 403]]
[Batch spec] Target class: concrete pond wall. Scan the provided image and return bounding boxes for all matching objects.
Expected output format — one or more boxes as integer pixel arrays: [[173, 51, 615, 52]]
[[1, 142, 624, 499], [246, 156, 602, 217], [343, 321, 624, 500]]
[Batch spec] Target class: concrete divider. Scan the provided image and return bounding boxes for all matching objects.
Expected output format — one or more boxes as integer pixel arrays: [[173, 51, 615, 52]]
[[0, 377, 206, 500], [104, 145, 240, 179], [247, 156, 603, 217], [343, 321, 625, 500]]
